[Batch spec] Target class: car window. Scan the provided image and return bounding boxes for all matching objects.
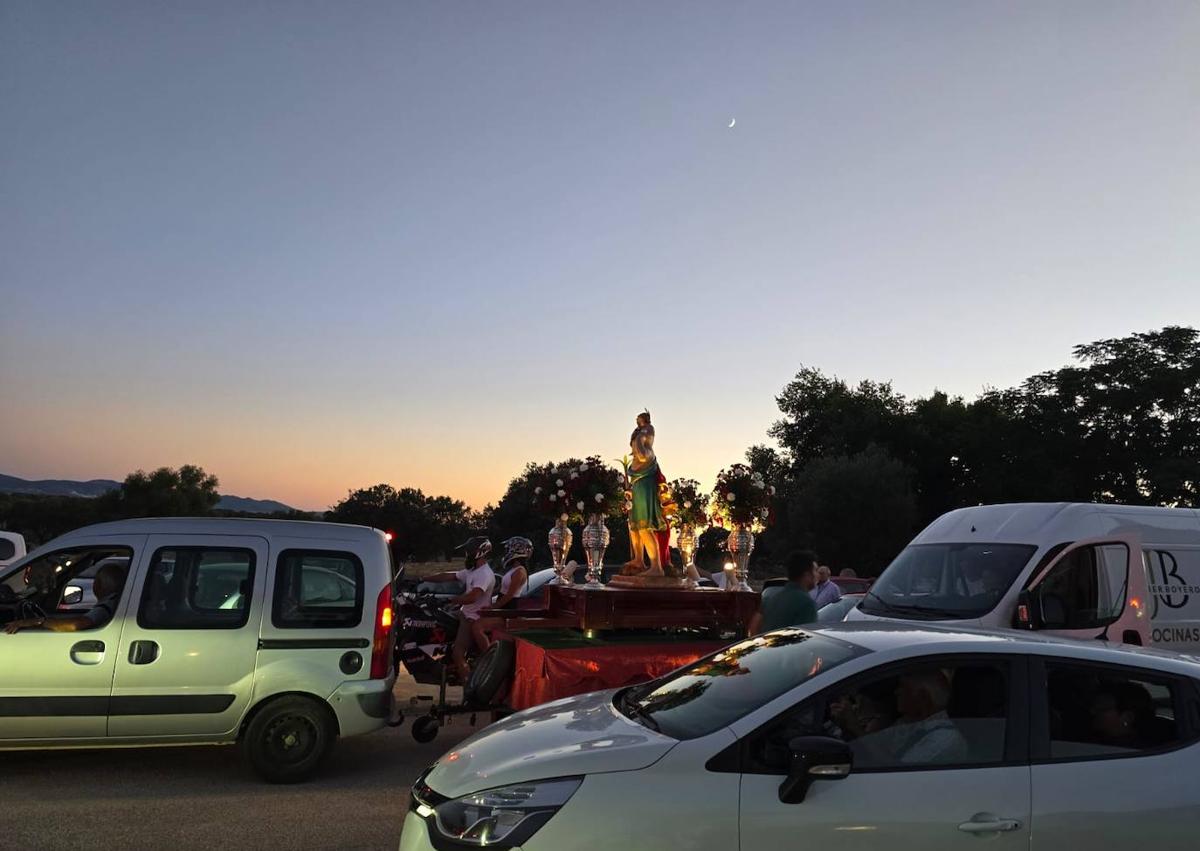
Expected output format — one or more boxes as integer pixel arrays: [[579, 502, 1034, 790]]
[[860, 544, 1036, 620], [748, 659, 1012, 773], [1044, 663, 1188, 759], [1036, 544, 1128, 630], [1, 546, 133, 628], [138, 547, 255, 630], [273, 550, 364, 629], [620, 630, 867, 740]]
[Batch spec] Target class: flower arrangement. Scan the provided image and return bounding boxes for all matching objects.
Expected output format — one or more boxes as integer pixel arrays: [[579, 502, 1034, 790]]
[[568, 456, 626, 521], [531, 456, 624, 524], [710, 463, 775, 529], [666, 478, 710, 528], [530, 459, 585, 523]]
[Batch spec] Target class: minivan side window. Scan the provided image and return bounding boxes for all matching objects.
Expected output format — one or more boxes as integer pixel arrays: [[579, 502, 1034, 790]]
[[272, 550, 364, 629], [138, 547, 255, 630], [0, 546, 134, 626], [1042, 663, 1196, 760], [1037, 544, 1128, 630]]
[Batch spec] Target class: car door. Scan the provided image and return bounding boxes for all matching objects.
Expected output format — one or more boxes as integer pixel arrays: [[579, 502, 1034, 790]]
[[0, 535, 145, 741], [107, 533, 268, 738], [737, 654, 1031, 851], [1024, 534, 1145, 644], [1029, 656, 1200, 849]]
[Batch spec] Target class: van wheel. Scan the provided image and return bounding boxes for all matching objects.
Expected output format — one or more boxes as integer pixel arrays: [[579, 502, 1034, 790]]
[[412, 715, 440, 744], [242, 695, 335, 784]]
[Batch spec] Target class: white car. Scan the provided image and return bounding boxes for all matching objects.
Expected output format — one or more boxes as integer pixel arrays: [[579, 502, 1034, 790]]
[[0, 517, 398, 782], [401, 623, 1200, 850]]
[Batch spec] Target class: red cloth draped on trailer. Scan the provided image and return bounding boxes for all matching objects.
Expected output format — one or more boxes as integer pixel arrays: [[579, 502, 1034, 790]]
[[505, 632, 726, 711]]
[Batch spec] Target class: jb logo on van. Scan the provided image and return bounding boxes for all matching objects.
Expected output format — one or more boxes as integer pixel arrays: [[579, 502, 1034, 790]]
[[1147, 550, 1196, 617]]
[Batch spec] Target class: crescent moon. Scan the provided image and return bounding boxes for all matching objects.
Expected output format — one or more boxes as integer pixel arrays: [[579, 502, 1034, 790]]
[[728, 118, 736, 128]]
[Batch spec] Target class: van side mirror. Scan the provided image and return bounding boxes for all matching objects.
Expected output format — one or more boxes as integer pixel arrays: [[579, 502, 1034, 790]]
[[778, 736, 852, 804]]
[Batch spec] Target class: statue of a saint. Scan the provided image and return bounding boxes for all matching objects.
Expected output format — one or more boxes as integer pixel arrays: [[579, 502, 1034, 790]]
[[623, 410, 671, 575]]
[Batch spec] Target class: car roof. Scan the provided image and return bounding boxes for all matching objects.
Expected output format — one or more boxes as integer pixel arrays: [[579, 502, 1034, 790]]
[[812, 621, 1200, 675], [52, 517, 384, 543]]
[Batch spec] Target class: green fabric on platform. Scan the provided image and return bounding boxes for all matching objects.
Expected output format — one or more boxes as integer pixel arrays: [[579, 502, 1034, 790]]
[[628, 460, 666, 532], [759, 584, 818, 631]]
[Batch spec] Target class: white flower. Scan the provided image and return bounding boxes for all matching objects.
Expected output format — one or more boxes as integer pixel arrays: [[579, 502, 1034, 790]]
[[579, 463, 589, 473], [570, 472, 578, 480], [576, 500, 585, 510], [769, 485, 777, 495], [594, 493, 604, 503], [752, 471, 764, 481], [534, 486, 542, 494], [753, 480, 766, 489], [556, 479, 564, 487], [683, 500, 692, 509], [726, 492, 736, 502], [549, 494, 557, 502], [561, 513, 569, 522], [624, 501, 633, 511]]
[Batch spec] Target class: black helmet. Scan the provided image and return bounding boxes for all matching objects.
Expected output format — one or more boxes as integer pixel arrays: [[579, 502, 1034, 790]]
[[456, 536, 492, 565], [501, 536, 534, 568]]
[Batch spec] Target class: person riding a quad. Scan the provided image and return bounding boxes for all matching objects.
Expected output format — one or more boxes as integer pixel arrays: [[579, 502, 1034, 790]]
[[422, 536, 495, 683]]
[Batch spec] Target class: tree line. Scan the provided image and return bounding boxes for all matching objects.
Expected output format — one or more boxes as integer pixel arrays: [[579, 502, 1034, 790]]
[[4, 327, 1196, 577]]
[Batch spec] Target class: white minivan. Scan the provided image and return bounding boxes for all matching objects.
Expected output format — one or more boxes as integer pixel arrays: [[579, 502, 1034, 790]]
[[846, 502, 1200, 652], [0, 517, 398, 782]]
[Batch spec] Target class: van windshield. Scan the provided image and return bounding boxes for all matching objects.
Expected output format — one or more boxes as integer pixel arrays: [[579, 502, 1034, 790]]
[[859, 543, 1036, 620]]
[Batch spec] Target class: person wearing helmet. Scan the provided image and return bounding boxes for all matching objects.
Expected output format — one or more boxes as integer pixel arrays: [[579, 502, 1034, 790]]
[[470, 536, 531, 652], [424, 536, 496, 682]]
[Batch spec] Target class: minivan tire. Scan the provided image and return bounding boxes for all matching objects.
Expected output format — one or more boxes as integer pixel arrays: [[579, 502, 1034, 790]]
[[464, 638, 515, 707], [242, 695, 336, 784]]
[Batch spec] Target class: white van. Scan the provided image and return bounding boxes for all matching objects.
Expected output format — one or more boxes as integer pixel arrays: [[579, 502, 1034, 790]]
[[0, 531, 27, 569], [0, 517, 398, 782], [846, 503, 1200, 652]]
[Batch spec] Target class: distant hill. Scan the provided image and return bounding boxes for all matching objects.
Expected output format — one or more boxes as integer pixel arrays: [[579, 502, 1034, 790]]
[[0, 473, 296, 515]]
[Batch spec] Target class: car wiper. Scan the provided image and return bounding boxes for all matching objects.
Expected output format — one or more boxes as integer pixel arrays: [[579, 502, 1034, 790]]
[[616, 689, 661, 732]]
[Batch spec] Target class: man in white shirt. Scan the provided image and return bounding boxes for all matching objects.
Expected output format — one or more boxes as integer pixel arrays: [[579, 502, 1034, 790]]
[[835, 669, 967, 767], [423, 536, 496, 683], [810, 565, 843, 608]]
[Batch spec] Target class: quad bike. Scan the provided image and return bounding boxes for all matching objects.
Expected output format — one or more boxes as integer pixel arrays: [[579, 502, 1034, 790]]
[[395, 589, 515, 743]]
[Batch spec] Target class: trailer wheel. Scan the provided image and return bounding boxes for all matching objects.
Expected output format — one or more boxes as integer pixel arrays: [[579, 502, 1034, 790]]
[[465, 639, 515, 707], [412, 715, 440, 743]]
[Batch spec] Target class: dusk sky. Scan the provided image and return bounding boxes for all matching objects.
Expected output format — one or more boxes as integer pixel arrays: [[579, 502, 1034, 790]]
[[3, 2, 1199, 511]]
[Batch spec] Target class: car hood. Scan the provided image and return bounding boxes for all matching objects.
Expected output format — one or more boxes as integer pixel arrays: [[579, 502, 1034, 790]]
[[423, 689, 676, 798]]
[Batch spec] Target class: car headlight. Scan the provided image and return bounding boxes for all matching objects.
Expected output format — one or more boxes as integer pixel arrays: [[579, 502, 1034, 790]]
[[415, 776, 582, 847]]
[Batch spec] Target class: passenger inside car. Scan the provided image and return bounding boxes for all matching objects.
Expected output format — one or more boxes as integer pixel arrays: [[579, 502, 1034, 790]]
[[3, 563, 128, 634]]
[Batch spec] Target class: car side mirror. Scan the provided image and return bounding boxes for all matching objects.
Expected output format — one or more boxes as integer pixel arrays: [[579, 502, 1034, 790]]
[[62, 586, 83, 606], [778, 736, 852, 804]]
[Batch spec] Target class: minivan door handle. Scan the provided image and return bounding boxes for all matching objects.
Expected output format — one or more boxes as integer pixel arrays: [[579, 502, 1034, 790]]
[[128, 640, 160, 665], [70, 640, 105, 665], [957, 815, 1022, 834]]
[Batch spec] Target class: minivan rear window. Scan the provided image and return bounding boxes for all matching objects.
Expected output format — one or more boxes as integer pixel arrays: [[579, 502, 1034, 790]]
[[272, 550, 364, 629]]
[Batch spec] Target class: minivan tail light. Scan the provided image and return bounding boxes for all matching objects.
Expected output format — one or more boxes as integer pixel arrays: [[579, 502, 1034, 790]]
[[370, 585, 394, 679]]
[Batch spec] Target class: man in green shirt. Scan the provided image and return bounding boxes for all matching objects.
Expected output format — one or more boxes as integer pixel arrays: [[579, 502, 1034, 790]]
[[747, 550, 819, 635]]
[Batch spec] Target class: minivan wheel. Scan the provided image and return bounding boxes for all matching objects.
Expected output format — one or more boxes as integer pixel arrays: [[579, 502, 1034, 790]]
[[242, 695, 335, 784]]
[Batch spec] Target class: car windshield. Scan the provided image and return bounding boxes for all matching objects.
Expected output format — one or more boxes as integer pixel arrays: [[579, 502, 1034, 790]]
[[617, 630, 866, 740], [859, 543, 1036, 620]]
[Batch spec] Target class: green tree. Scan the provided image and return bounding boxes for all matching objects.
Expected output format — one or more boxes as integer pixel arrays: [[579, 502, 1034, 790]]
[[97, 465, 220, 518], [788, 446, 918, 576], [326, 485, 474, 561]]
